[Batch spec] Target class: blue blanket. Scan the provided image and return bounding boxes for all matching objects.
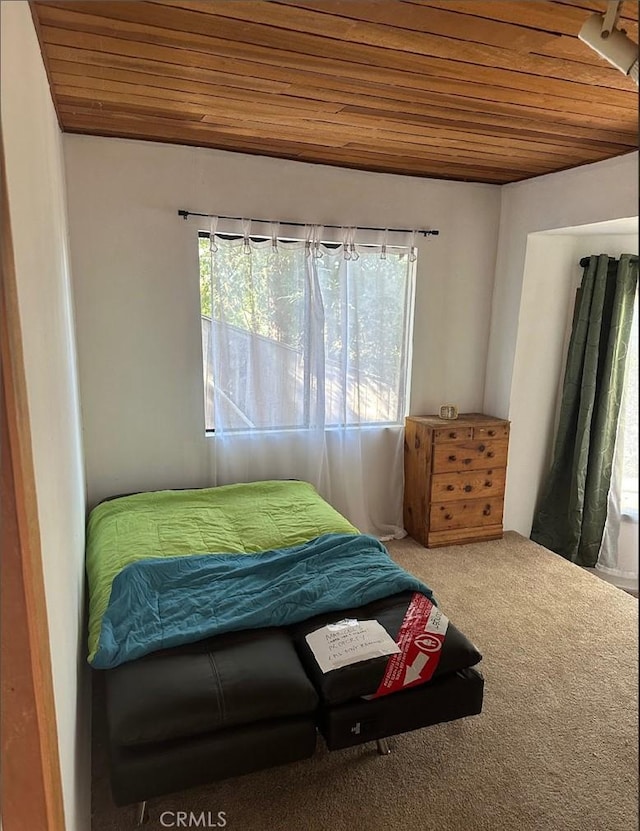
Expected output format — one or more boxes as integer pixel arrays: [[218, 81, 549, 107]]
[[92, 533, 434, 669]]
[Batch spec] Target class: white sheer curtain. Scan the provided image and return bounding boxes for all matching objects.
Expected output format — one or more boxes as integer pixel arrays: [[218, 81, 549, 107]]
[[597, 290, 638, 590], [200, 221, 417, 538]]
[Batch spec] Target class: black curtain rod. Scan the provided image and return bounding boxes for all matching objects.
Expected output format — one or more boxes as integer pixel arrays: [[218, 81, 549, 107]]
[[178, 209, 439, 237]]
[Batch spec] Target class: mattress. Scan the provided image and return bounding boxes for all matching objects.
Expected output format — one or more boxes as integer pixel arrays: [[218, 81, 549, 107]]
[[86, 480, 358, 662]]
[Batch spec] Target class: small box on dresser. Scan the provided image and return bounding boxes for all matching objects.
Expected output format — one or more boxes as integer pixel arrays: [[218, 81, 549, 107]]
[[403, 413, 510, 548]]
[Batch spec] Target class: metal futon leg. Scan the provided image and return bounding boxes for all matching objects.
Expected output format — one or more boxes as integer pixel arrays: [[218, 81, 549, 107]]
[[136, 801, 148, 825], [376, 738, 391, 755]]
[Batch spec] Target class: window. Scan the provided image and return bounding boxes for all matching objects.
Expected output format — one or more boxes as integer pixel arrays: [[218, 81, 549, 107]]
[[198, 233, 415, 433]]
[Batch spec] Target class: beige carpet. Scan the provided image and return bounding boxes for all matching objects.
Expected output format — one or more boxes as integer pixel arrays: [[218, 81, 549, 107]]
[[91, 532, 638, 831]]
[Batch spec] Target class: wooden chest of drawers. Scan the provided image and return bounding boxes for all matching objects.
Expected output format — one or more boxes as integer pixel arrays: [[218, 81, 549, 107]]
[[403, 413, 510, 548]]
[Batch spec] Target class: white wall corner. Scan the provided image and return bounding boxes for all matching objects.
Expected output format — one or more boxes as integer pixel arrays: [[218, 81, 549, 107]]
[[1, 3, 90, 830]]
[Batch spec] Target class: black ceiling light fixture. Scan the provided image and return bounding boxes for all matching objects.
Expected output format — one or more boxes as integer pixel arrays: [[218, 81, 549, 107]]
[[578, 0, 639, 84]]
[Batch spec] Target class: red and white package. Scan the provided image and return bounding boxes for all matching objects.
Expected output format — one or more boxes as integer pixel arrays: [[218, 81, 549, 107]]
[[371, 592, 448, 699]]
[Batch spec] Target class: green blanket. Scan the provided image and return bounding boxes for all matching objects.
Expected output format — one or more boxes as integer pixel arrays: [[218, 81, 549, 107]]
[[86, 480, 358, 662]]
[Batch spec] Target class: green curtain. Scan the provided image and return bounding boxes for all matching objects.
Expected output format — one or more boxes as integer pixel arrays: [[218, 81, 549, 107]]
[[531, 253, 638, 567]]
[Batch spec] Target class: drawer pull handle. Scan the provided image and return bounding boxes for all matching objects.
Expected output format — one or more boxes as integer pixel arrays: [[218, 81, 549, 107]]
[[448, 455, 456, 462], [483, 505, 492, 516], [449, 431, 457, 439], [478, 444, 486, 452], [445, 513, 453, 521], [485, 480, 493, 488], [487, 451, 495, 458], [446, 484, 455, 491], [488, 429, 496, 436], [463, 485, 472, 492]]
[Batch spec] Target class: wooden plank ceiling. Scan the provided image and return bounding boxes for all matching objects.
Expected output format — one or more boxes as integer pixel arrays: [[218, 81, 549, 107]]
[[31, 0, 639, 184]]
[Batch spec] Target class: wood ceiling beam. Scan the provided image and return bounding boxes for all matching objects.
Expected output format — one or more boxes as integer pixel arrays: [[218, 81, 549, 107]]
[[49, 59, 636, 152], [30, 0, 640, 184], [58, 112, 527, 182], [151, 0, 635, 84], [277, 0, 638, 63], [38, 23, 637, 120], [36, 3, 635, 97], [45, 46, 638, 140], [54, 80, 629, 165], [405, 0, 637, 35], [42, 44, 637, 136]]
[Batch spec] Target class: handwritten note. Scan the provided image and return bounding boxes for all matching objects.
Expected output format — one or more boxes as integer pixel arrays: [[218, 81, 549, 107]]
[[305, 619, 400, 674]]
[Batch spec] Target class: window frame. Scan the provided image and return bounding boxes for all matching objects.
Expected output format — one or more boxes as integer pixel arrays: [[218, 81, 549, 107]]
[[197, 231, 416, 435]]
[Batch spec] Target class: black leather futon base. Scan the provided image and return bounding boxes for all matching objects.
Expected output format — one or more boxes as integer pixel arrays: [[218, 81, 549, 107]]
[[104, 593, 483, 806], [106, 628, 319, 805]]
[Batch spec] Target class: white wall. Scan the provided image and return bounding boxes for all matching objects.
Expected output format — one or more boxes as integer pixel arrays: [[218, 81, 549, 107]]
[[1, 4, 89, 831], [485, 152, 638, 421], [484, 152, 638, 532], [506, 227, 638, 536], [62, 135, 501, 507]]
